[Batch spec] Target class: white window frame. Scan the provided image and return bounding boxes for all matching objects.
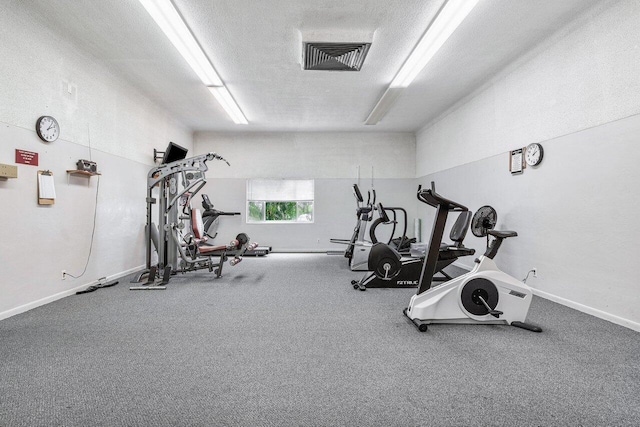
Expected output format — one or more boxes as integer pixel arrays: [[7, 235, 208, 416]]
[[246, 179, 314, 224]]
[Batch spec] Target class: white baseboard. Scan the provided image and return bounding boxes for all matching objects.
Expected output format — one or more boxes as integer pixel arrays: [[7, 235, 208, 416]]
[[0, 265, 144, 321], [447, 262, 640, 332], [532, 288, 640, 333]]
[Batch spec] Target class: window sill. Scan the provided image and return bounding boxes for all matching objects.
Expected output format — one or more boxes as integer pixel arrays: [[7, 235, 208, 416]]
[[247, 221, 314, 225]]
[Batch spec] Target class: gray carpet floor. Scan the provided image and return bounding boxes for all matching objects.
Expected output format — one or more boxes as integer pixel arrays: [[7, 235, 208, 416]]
[[1, 254, 639, 426]]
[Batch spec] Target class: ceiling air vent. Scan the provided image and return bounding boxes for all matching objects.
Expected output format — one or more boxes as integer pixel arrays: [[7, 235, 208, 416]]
[[303, 42, 371, 71]]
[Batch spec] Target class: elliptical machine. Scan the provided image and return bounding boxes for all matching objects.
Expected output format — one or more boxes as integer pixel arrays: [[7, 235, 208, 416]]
[[403, 182, 541, 333], [330, 184, 376, 264], [330, 184, 413, 271]]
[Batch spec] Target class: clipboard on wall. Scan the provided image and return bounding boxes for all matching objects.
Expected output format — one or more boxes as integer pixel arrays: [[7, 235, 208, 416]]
[[509, 148, 525, 175], [37, 170, 56, 205]]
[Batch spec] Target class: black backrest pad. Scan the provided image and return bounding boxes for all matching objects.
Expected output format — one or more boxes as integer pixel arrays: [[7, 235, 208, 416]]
[[450, 211, 472, 242]]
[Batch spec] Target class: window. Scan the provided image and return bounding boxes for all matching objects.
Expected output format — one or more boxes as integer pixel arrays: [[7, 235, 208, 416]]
[[247, 179, 314, 223]]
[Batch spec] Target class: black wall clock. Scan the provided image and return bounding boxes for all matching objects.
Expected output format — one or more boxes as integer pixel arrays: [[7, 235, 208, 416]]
[[525, 143, 544, 166], [36, 116, 60, 142]]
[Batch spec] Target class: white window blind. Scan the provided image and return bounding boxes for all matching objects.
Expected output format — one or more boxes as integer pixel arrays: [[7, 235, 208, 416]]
[[246, 179, 314, 201]]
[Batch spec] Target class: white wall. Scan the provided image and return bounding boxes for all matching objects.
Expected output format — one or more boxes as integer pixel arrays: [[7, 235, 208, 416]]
[[417, 0, 640, 175], [195, 132, 416, 179], [415, 0, 640, 330], [0, 3, 192, 318], [194, 132, 417, 251]]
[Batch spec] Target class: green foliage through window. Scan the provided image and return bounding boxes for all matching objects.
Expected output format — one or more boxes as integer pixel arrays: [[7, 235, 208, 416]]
[[247, 201, 313, 223], [248, 201, 264, 222], [246, 179, 314, 223]]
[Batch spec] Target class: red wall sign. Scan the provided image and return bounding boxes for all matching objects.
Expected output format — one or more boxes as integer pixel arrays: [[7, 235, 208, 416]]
[[15, 149, 38, 166]]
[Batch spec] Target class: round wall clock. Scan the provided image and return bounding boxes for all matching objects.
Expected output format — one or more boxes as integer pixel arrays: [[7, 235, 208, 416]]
[[36, 115, 60, 142], [525, 143, 544, 166]]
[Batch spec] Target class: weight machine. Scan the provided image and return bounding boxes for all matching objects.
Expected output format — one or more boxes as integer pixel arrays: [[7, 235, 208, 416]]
[[131, 152, 255, 289], [329, 184, 376, 262]]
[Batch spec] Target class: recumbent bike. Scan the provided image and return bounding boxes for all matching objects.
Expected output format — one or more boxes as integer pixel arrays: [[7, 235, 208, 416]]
[[352, 201, 475, 291], [402, 182, 542, 332]]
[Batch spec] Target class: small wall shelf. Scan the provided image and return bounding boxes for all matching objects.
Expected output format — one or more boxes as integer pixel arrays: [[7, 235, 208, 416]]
[[0, 163, 18, 179], [66, 170, 101, 177]]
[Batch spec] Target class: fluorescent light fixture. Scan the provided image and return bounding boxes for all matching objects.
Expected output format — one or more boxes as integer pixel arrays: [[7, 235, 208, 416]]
[[391, 0, 480, 88], [365, 87, 405, 125], [138, 0, 223, 86], [366, 0, 480, 124], [208, 87, 248, 125], [139, 0, 249, 124]]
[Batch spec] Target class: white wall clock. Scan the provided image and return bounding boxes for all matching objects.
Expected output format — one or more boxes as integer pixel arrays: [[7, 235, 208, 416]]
[[36, 115, 60, 142], [525, 143, 544, 166]]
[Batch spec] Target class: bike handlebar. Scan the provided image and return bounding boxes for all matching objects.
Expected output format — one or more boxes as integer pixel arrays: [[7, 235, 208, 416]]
[[416, 182, 468, 212]]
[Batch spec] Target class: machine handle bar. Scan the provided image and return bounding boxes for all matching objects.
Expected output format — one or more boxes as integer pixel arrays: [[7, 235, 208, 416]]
[[416, 182, 468, 212], [208, 152, 230, 166]]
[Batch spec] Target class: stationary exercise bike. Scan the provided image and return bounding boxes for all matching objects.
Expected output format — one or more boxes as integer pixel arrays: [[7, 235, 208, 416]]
[[351, 202, 474, 290], [200, 194, 271, 256], [403, 182, 542, 333]]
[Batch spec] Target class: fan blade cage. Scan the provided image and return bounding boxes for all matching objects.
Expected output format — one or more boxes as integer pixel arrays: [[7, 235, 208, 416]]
[[471, 206, 497, 237]]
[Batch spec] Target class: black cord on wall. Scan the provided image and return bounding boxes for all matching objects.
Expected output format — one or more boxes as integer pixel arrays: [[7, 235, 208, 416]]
[[66, 175, 100, 279], [67, 127, 99, 280]]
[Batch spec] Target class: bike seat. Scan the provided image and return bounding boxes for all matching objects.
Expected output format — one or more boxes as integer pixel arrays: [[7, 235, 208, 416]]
[[488, 230, 517, 238]]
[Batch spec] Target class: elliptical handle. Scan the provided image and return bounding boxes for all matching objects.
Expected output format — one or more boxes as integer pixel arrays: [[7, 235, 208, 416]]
[[416, 182, 468, 212], [352, 184, 364, 203], [377, 203, 391, 223]]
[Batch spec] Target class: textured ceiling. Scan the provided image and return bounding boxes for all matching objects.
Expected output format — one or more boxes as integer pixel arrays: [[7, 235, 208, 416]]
[[21, 0, 601, 133]]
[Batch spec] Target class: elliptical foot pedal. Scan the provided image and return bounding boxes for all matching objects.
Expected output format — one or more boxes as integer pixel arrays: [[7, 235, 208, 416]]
[[511, 321, 542, 332]]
